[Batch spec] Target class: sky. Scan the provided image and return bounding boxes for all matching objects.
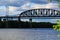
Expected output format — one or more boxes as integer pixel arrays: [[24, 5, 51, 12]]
[[0, 0, 60, 23]]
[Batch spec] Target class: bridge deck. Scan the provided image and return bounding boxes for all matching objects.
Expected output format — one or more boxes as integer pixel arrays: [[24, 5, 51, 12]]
[[0, 16, 60, 19]]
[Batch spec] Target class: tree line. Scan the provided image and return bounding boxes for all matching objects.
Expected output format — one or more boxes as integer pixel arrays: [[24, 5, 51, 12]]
[[0, 21, 56, 28]]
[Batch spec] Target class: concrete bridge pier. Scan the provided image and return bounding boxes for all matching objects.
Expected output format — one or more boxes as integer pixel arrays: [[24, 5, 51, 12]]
[[18, 16, 21, 21], [29, 18, 32, 28], [29, 18, 32, 22], [0, 17, 1, 21], [18, 17, 21, 27]]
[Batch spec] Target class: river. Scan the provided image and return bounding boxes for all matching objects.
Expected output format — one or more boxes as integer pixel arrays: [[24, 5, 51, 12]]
[[0, 28, 60, 40]]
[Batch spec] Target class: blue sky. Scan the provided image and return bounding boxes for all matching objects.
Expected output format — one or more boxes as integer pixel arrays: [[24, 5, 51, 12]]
[[0, 0, 60, 23]]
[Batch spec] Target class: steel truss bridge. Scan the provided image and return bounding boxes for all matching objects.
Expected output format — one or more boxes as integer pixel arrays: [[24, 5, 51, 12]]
[[0, 8, 60, 22]]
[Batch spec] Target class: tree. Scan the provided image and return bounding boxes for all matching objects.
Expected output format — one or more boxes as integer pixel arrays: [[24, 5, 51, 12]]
[[53, 20, 60, 37], [53, 20, 60, 31]]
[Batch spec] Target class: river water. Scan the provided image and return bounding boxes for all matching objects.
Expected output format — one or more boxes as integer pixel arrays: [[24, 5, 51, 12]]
[[0, 28, 60, 40]]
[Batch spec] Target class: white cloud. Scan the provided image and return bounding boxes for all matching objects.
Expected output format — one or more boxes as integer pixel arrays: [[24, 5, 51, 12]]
[[9, 6, 18, 12], [0, 2, 59, 16], [13, 2, 59, 12], [6, 2, 60, 16], [19, 2, 59, 10], [0, 6, 21, 16], [46, 3, 58, 8], [0, 6, 6, 16], [0, 0, 29, 7]]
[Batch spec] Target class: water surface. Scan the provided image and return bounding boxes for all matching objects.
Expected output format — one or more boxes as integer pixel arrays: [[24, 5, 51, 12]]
[[0, 28, 60, 40]]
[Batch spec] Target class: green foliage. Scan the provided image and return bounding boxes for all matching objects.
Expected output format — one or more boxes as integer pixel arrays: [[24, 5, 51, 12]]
[[53, 20, 60, 37], [53, 20, 60, 32], [57, 0, 60, 2], [58, 34, 60, 37], [49, 0, 60, 2], [56, 20, 60, 22], [49, 0, 52, 2], [58, 4, 60, 8]]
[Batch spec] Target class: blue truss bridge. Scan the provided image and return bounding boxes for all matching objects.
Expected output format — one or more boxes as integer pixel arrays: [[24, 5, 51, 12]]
[[0, 8, 60, 22]]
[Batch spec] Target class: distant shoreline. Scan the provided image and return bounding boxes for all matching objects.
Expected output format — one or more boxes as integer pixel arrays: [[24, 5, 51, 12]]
[[0, 21, 56, 28]]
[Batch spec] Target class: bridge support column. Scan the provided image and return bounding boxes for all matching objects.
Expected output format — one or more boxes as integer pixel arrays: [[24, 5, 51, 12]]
[[29, 18, 32, 22], [29, 18, 32, 28], [18, 16, 21, 21], [18, 16, 21, 28], [0, 17, 1, 21]]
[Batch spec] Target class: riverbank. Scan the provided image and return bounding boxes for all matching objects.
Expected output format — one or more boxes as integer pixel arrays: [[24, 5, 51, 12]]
[[0, 21, 56, 28]]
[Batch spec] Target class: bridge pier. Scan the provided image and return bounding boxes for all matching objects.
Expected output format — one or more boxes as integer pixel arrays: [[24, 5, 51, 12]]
[[18, 16, 21, 28], [29, 18, 32, 22], [18, 16, 21, 21], [0, 17, 1, 21], [29, 18, 32, 28]]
